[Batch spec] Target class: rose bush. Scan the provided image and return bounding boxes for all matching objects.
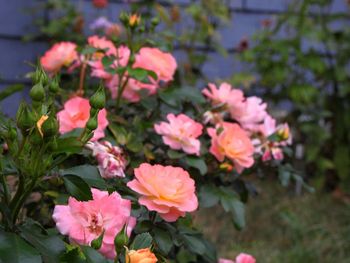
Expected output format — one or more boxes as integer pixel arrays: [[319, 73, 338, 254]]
[[0, 4, 294, 263]]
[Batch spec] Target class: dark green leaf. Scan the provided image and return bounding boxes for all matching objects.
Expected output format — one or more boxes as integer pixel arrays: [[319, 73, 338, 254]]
[[61, 165, 106, 188], [19, 221, 65, 263], [152, 228, 173, 254], [167, 149, 185, 159], [53, 137, 83, 154], [63, 174, 92, 201], [185, 156, 207, 175], [199, 184, 220, 208], [182, 234, 206, 255], [131, 232, 152, 250], [80, 246, 110, 263], [0, 230, 41, 263]]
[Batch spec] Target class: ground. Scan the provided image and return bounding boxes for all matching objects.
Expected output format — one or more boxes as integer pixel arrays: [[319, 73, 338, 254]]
[[196, 179, 350, 263]]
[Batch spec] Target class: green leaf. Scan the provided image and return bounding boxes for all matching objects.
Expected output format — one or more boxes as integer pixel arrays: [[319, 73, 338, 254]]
[[167, 149, 185, 159], [108, 124, 128, 145], [80, 246, 110, 263], [152, 228, 173, 254], [63, 174, 92, 201], [182, 234, 206, 255], [127, 68, 157, 84], [219, 187, 245, 229], [0, 230, 41, 263], [185, 156, 207, 175], [81, 46, 99, 55], [0, 84, 24, 101], [61, 165, 106, 188], [19, 220, 65, 263], [126, 133, 143, 153], [199, 184, 220, 208], [131, 232, 153, 250], [53, 137, 83, 154], [101, 56, 115, 68]]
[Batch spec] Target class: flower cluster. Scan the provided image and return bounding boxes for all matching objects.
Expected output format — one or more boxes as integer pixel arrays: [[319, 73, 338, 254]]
[[202, 82, 292, 167], [37, 17, 290, 262], [41, 37, 177, 103]]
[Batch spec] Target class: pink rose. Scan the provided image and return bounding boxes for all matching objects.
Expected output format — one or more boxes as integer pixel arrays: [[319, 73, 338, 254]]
[[88, 36, 130, 79], [106, 75, 143, 102], [57, 96, 108, 141], [40, 42, 78, 74], [154, 113, 203, 156], [230, 96, 268, 131], [208, 122, 254, 173], [86, 141, 127, 178], [236, 253, 256, 263], [133, 47, 177, 93], [127, 163, 198, 222], [202, 82, 245, 109], [218, 259, 234, 263], [53, 188, 135, 259]]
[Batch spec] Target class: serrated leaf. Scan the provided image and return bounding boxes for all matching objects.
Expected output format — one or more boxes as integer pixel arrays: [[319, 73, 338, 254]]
[[152, 228, 173, 254], [131, 233, 152, 250]]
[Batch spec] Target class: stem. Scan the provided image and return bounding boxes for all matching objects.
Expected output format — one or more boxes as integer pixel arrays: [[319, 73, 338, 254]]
[[15, 135, 27, 160], [115, 76, 130, 110], [9, 172, 25, 217], [77, 55, 91, 96], [10, 178, 38, 224], [0, 173, 10, 205]]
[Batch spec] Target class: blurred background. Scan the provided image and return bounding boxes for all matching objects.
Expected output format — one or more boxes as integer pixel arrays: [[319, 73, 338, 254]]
[[0, 1, 349, 262]]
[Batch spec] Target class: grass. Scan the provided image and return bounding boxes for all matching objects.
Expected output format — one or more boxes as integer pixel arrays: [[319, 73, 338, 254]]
[[195, 179, 350, 263]]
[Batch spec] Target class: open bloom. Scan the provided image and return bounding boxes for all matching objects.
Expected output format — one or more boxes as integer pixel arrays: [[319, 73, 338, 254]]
[[202, 82, 245, 109], [88, 36, 130, 79], [57, 96, 108, 141], [126, 248, 158, 263], [235, 253, 256, 263], [133, 47, 177, 93], [40, 42, 78, 74], [208, 122, 254, 173], [86, 141, 127, 178], [127, 163, 198, 222], [230, 96, 267, 131], [88, 35, 117, 56], [219, 253, 256, 263], [154, 113, 203, 155], [106, 75, 143, 102], [218, 259, 234, 263], [53, 188, 135, 259]]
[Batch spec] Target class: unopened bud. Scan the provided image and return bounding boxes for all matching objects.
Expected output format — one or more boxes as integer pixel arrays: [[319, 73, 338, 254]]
[[41, 116, 59, 137], [30, 83, 45, 101], [49, 77, 60, 94], [86, 114, 98, 131], [91, 230, 105, 250], [151, 17, 159, 27], [89, 86, 106, 109], [119, 12, 129, 26], [16, 102, 35, 134], [129, 14, 141, 28], [114, 226, 128, 254]]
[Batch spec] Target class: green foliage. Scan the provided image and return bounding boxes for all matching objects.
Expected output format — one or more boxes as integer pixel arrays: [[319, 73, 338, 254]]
[[237, 0, 350, 192]]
